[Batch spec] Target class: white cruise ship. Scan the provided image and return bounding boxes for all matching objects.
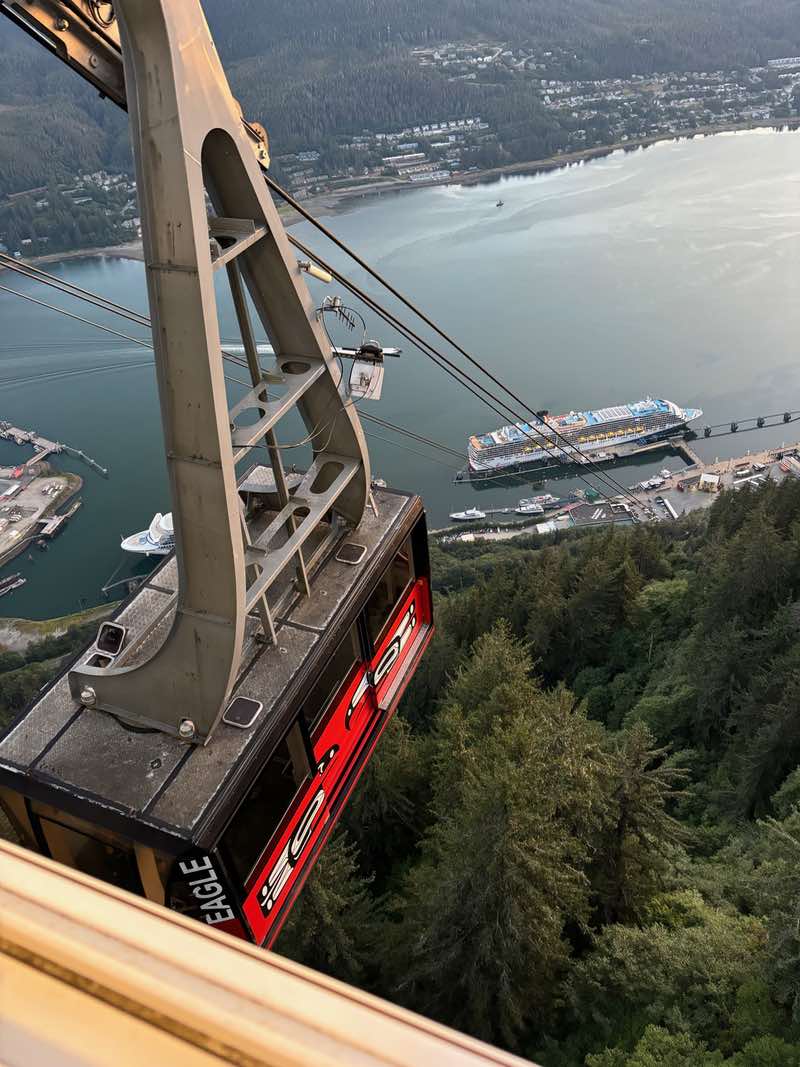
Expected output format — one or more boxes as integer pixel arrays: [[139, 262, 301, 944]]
[[468, 397, 702, 473], [121, 512, 174, 555]]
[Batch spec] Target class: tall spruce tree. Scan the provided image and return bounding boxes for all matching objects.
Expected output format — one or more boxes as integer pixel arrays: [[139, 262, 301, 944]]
[[390, 623, 609, 1049], [594, 722, 689, 924], [275, 831, 382, 985]]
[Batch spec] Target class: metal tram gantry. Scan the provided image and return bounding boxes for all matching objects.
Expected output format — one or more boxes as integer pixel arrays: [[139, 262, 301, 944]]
[[0, 0, 433, 946]]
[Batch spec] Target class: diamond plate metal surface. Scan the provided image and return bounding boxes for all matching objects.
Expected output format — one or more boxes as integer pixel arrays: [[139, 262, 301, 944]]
[[0, 676, 78, 768]]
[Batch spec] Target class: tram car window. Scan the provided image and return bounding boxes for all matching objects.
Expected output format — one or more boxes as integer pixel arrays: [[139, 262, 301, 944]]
[[221, 723, 311, 884], [35, 808, 144, 896], [300, 627, 361, 734], [364, 535, 414, 647]]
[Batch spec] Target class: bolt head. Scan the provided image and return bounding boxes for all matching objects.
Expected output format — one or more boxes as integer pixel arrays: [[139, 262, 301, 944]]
[[80, 686, 97, 707], [178, 718, 196, 740], [56, 17, 69, 30]]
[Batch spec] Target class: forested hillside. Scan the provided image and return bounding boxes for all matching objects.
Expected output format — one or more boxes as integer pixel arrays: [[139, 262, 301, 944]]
[[3, 0, 800, 195], [1, 467, 799, 1063], [0, 21, 130, 196], [273, 478, 800, 1066]]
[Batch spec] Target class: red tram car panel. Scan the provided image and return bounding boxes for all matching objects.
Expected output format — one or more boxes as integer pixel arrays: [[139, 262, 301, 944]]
[[242, 663, 374, 943], [241, 577, 431, 945], [372, 578, 431, 707]]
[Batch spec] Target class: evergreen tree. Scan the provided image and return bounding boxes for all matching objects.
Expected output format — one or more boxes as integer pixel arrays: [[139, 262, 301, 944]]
[[390, 624, 608, 1049], [594, 722, 688, 924], [563, 891, 770, 1061], [274, 831, 382, 985]]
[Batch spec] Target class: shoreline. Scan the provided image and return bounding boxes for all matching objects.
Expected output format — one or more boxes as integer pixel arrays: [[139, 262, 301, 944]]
[[453, 117, 800, 187], [0, 600, 117, 654], [275, 118, 800, 219], [5, 119, 798, 269]]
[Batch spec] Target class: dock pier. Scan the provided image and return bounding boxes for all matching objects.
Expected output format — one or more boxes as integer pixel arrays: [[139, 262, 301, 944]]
[[0, 421, 108, 476], [439, 439, 800, 544], [36, 499, 82, 538], [60, 444, 109, 478]]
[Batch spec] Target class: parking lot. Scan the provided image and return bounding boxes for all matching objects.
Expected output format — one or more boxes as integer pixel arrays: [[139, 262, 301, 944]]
[[0, 473, 72, 565]]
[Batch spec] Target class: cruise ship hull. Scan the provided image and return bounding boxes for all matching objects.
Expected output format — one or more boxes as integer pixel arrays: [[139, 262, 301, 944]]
[[467, 399, 703, 475]]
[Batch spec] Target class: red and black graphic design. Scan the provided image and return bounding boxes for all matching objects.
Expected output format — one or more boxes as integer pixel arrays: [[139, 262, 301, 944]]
[[242, 579, 430, 944]]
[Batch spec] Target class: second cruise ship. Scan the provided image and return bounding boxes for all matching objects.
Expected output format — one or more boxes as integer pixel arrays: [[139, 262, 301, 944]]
[[468, 397, 702, 474]]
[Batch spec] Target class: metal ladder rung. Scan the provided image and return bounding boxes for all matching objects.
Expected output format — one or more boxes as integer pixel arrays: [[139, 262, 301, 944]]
[[230, 359, 326, 456], [244, 455, 359, 610], [209, 216, 267, 271]]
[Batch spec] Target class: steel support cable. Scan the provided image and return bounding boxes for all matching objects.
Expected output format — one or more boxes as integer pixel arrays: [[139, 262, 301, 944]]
[[2, 240, 630, 500], [0, 283, 154, 348], [289, 235, 644, 508], [361, 412, 465, 460], [0, 284, 252, 394], [0, 254, 252, 370], [270, 178, 645, 507], [289, 233, 645, 507], [0, 280, 373, 453], [0, 251, 151, 327], [0, 254, 271, 348], [1, 261, 469, 464], [362, 429, 461, 470], [0, 359, 156, 388], [3, 242, 634, 501]]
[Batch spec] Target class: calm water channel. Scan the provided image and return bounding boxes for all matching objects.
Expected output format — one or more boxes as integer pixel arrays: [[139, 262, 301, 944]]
[[2, 127, 800, 618]]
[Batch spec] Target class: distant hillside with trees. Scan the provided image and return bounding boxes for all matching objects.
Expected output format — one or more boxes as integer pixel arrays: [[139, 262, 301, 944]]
[[3, 0, 800, 196]]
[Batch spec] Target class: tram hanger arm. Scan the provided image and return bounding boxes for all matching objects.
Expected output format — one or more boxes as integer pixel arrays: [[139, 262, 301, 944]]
[[0, 0, 270, 167]]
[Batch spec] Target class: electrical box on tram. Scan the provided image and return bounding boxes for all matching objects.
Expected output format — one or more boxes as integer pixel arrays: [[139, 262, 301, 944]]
[[0, 0, 433, 945]]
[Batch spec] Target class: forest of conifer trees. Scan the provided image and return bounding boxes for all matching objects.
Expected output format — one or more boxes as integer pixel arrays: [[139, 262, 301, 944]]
[[1, 452, 799, 1065], [270, 479, 800, 1066]]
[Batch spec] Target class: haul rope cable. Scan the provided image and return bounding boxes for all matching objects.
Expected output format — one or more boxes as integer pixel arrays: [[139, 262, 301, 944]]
[[0, 281, 360, 449], [0, 256, 467, 461], [0, 252, 151, 328], [0, 254, 252, 371], [0, 279, 464, 462], [0, 359, 156, 389], [361, 413, 466, 461], [2, 243, 639, 506], [0, 283, 153, 349], [285, 229, 646, 507], [1, 244, 639, 502], [288, 235, 645, 509], [362, 430, 461, 471], [268, 176, 648, 507], [290, 237, 645, 506], [2, 253, 640, 507]]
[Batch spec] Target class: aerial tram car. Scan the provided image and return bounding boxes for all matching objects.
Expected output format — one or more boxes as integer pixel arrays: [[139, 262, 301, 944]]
[[0, 0, 432, 946]]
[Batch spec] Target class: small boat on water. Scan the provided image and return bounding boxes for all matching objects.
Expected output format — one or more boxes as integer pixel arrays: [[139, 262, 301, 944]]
[[449, 507, 486, 522], [496, 200, 504, 207], [0, 572, 26, 597], [516, 493, 560, 514], [121, 511, 174, 555]]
